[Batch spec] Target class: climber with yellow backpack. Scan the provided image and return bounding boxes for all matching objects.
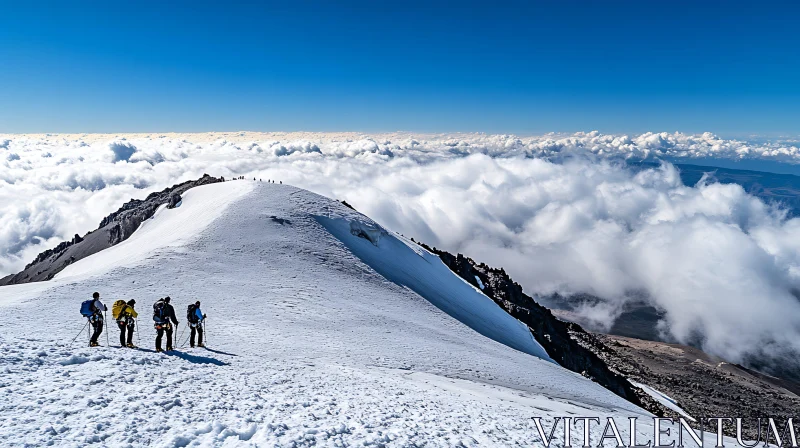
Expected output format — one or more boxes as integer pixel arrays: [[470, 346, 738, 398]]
[[112, 299, 139, 348]]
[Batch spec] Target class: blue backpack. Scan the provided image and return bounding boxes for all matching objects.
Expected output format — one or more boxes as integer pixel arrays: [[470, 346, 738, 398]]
[[79, 300, 94, 317]]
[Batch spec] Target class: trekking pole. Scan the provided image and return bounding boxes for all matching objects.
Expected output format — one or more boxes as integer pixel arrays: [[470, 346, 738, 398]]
[[177, 322, 186, 346], [136, 319, 141, 345], [203, 320, 207, 346], [179, 328, 190, 348], [69, 319, 91, 345], [178, 324, 188, 348], [104, 310, 110, 347]]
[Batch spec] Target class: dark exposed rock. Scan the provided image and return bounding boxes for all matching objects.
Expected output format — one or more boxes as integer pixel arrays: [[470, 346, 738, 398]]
[[417, 245, 663, 414], [420, 244, 800, 439], [268, 216, 291, 225], [0, 174, 223, 286], [167, 194, 182, 209], [593, 334, 800, 439]]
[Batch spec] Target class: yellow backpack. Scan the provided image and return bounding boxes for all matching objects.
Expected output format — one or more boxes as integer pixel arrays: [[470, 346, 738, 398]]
[[111, 300, 127, 320]]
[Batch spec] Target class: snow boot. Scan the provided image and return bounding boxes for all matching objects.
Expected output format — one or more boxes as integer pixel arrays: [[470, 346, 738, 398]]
[[156, 347, 163, 353], [166, 346, 174, 351], [126, 343, 137, 349], [89, 341, 100, 347], [197, 343, 205, 348]]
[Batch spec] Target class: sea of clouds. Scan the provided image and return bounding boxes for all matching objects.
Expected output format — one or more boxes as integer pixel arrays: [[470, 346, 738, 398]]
[[2, 130, 800, 373]]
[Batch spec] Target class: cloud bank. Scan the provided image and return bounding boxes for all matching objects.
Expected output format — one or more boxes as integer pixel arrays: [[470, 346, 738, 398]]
[[2, 131, 800, 374]]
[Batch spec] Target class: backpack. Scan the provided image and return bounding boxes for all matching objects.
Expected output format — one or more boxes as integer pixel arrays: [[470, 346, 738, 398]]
[[112, 300, 127, 320], [187, 304, 199, 324], [186, 303, 200, 324], [153, 300, 167, 323], [79, 300, 95, 317]]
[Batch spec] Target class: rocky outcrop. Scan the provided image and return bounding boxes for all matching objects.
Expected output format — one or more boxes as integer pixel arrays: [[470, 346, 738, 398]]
[[0, 174, 224, 285], [414, 243, 664, 414], [594, 334, 800, 439], [418, 243, 800, 438]]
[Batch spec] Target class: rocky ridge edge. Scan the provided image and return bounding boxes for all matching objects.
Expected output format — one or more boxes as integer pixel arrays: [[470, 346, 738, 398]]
[[0, 174, 224, 285], [416, 243, 799, 438]]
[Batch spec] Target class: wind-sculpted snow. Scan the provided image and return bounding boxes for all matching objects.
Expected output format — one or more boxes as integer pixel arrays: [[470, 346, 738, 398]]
[[320, 216, 553, 362], [2, 131, 800, 376]]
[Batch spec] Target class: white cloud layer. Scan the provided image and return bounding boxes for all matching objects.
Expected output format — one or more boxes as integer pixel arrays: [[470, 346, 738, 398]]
[[2, 131, 800, 372]]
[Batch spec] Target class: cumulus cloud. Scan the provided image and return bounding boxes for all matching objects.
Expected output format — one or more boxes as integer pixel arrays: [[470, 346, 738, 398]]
[[1, 131, 800, 375]]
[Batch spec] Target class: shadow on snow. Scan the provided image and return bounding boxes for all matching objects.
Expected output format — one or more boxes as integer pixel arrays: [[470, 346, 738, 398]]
[[164, 350, 229, 366], [200, 347, 238, 357]]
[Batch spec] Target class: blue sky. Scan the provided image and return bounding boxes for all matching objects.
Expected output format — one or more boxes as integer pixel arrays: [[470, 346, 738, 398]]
[[1, 0, 799, 135]]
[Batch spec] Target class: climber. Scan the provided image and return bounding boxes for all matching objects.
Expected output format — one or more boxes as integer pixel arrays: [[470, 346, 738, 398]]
[[113, 299, 138, 348], [80, 292, 107, 347], [187, 301, 207, 348], [153, 296, 179, 352]]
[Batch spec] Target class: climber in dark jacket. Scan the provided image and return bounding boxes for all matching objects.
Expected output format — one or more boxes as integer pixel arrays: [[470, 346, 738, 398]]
[[188, 301, 206, 348], [154, 296, 179, 352], [88, 292, 107, 347]]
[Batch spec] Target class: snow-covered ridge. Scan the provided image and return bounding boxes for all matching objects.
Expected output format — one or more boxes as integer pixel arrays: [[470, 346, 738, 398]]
[[320, 214, 553, 362], [56, 180, 254, 280], [1, 180, 678, 446]]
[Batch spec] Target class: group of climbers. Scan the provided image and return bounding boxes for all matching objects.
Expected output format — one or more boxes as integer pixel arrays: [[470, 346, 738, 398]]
[[226, 176, 281, 184], [79, 292, 206, 352]]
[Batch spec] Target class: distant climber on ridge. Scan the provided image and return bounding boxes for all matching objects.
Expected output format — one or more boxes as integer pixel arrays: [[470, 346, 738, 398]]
[[153, 296, 179, 352], [187, 301, 207, 348], [113, 299, 138, 348]]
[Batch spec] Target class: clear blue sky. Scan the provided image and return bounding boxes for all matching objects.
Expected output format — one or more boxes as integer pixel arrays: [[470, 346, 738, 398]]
[[1, 0, 799, 135]]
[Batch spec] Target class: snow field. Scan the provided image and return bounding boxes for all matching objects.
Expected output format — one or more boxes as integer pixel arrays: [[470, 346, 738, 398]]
[[0, 181, 723, 447], [0, 337, 656, 447]]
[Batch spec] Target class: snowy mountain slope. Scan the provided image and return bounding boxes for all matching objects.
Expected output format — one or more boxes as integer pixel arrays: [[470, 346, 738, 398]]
[[318, 216, 553, 362], [0, 181, 724, 446], [55, 180, 254, 280]]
